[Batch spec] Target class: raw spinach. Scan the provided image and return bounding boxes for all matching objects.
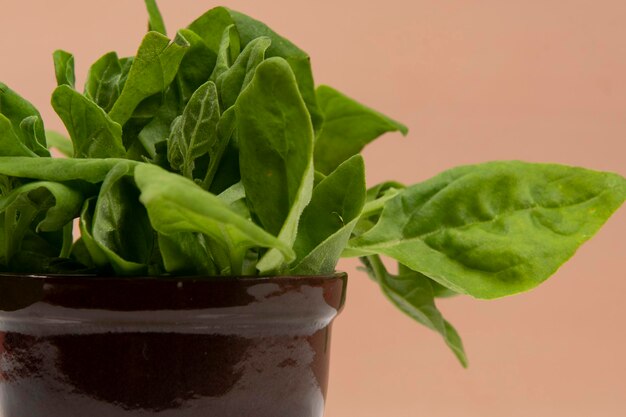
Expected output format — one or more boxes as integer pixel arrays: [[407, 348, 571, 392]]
[[0, 0, 623, 366]]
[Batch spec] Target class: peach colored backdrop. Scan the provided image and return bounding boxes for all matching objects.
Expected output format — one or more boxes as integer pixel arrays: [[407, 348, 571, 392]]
[[1, 1, 625, 416]]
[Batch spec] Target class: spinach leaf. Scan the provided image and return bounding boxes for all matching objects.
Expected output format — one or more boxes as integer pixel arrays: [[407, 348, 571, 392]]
[[108, 31, 189, 126], [228, 9, 323, 131], [188, 7, 237, 54], [235, 57, 314, 273], [210, 24, 241, 82], [217, 36, 271, 109], [0, 157, 132, 183], [291, 155, 366, 274], [52, 50, 76, 88], [176, 29, 217, 103], [362, 256, 468, 366], [52, 85, 127, 158], [84, 52, 123, 112], [135, 164, 295, 274], [20, 116, 50, 157], [314, 85, 408, 174], [0, 82, 48, 152], [0, 182, 82, 266], [348, 161, 626, 299], [158, 232, 217, 275], [91, 162, 154, 274], [144, 0, 167, 35], [0, 115, 38, 157], [167, 80, 221, 181]]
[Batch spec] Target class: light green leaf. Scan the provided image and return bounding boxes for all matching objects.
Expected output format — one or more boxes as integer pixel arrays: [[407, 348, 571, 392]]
[[0, 157, 132, 183], [187, 6, 237, 54], [348, 161, 626, 299], [167, 80, 221, 180], [108, 31, 189, 126], [362, 256, 468, 367], [235, 57, 314, 273], [291, 155, 366, 274], [52, 85, 127, 158], [314, 85, 408, 174], [20, 116, 50, 157], [52, 50, 76, 88], [135, 164, 295, 274], [158, 232, 217, 275]]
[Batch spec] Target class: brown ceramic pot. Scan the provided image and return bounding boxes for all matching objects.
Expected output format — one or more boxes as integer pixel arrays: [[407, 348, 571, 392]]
[[0, 273, 347, 417]]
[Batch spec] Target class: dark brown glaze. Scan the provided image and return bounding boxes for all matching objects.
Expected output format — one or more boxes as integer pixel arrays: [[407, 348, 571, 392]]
[[0, 273, 347, 417]]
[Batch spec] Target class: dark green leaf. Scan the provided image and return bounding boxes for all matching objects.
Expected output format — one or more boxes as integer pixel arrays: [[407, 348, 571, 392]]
[[84, 52, 123, 112], [0, 114, 37, 157], [228, 9, 322, 131], [91, 162, 154, 274], [349, 161, 626, 299], [176, 29, 217, 103], [314, 85, 408, 174], [20, 116, 50, 157], [158, 232, 217, 275], [187, 6, 237, 54], [52, 85, 127, 158], [0, 82, 47, 151]]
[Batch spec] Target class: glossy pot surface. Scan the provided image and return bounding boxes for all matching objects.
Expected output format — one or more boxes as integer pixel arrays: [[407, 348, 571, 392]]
[[0, 273, 347, 417]]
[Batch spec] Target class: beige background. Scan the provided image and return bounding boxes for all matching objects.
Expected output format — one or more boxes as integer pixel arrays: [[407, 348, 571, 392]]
[[1, 0, 625, 416]]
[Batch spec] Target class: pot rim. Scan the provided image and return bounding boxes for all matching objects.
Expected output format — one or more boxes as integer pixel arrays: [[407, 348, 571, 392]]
[[0, 271, 347, 284]]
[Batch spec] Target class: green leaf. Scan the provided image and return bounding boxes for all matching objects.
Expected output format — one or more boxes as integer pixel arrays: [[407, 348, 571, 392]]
[[235, 57, 314, 273], [20, 116, 51, 157], [314, 85, 408, 174], [0, 157, 133, 183], [135, 163, 295, 275], [167, 80, 221, 180], [362, 256, 468, 367], [210, 24, 240, 82], [0, 114, 37, 157], [0, 82, 47, 151], [0, 181, 83, 232], [108, 31, 189, 126], [84, 52, 123, 112], [158, 232, 217, 275], [228, 9, 323, 131], [291, 155, 366, 274], [46, 131, 74, 157], [217, 36, 271, 109], [348, 161, 626, 299], [187, 6, 237, 54], [176, 29, 217, 103], [51, 85, 127, 158], [144, 0, 167, 35], [52, 50, 76, 88], [137, 85, 183, 159], [91, 162, 154, 274], [0, 181, 82, 265]]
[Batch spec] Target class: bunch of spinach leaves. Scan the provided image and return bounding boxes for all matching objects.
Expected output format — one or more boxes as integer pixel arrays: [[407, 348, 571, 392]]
[[0, 0, 624, 366]]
